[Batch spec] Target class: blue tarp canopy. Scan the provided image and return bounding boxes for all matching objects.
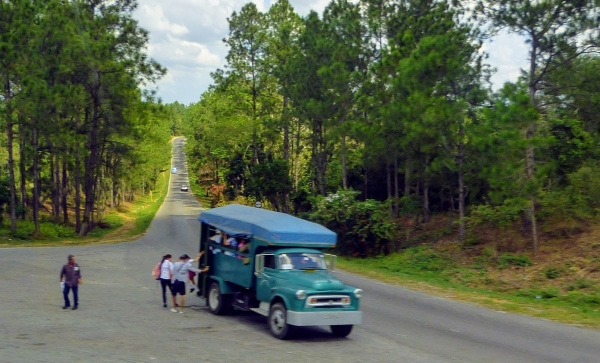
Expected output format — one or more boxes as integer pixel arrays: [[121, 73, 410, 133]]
[[199, 204, 336, 247]]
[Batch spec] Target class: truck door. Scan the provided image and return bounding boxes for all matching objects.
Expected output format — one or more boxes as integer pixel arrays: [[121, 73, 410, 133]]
[[198, 222, 212, 297], [255, 254, 275, 302]]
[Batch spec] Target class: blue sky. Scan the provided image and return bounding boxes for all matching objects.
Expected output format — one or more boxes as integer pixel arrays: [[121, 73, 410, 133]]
[[133, 0, 528, 105]]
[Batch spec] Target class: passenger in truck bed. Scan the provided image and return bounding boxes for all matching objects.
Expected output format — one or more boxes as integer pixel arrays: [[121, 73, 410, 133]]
[[209, 231, 222, 254], [237, 239, 249, 252], [223, 236, 237, 257]]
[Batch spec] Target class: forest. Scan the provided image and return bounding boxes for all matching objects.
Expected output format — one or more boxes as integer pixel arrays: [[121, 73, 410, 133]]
[[173, 0, 600, 258], [0, 0, 171, 237]]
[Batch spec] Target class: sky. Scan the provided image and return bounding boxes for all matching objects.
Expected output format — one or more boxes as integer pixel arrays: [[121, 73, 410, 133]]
[[133, 0, 529, 105]]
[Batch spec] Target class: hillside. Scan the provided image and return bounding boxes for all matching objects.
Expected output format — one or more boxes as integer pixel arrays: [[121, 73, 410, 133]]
[[339, 214, 600, 328]]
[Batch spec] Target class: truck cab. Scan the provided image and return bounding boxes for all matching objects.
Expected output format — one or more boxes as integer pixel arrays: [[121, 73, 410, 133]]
[[197, 204, 363, 339]]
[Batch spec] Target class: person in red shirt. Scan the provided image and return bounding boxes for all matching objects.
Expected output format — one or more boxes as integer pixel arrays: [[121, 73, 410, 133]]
[[60, 254, 82, 310]]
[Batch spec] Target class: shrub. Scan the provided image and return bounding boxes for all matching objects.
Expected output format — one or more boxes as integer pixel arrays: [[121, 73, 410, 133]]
[[575, 279, 595, 290], [498, 253, 532, 269], [467, 198, 528, 228], [378, 245, 454, 274], [539, 288, 559, 299], [544, 267, 561, 279], [565, 291, 600, 306], [310, 189, 395, 257]]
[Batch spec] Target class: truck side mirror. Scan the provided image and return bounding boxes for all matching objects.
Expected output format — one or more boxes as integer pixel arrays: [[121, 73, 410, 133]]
[[324, 254, 336, 271], [255, 254, 264, 276]]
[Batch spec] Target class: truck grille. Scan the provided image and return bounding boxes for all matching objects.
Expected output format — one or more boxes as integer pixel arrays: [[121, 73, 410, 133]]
[[305, 295, 351, 308]]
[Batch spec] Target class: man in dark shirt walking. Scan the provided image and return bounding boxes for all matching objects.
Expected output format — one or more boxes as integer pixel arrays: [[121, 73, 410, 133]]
[[60, 254, 82, 310]]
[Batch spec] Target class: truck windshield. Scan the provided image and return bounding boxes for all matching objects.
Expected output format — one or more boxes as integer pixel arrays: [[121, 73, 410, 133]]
[[278, 253, 327, 270]]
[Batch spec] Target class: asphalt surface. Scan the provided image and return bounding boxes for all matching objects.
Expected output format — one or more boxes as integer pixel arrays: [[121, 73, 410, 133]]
[[1, 137, 599, 363]]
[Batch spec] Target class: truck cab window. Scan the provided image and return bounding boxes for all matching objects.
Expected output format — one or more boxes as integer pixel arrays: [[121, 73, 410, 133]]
[[264, 255, 275, 269]]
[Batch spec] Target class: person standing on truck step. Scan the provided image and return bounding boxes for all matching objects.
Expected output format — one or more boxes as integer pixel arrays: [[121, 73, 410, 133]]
[[171, 252, 209, 313], [158, 254, 175, 308], [60, 254, 82, 310]]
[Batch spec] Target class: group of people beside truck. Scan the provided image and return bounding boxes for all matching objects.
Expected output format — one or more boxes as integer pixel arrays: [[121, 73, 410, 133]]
[[156, 252, 209, 313]]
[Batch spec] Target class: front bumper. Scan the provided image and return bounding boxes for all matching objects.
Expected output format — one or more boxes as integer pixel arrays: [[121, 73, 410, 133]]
[[287, 310, 362, 326]]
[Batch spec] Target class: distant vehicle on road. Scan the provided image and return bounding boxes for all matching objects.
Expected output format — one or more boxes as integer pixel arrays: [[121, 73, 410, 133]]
[[181, 185, 188, 192], [171, 167, 177, 174]]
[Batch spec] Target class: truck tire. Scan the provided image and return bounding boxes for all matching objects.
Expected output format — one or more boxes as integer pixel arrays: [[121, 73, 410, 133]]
[[268, 302, 293, 339], [208, 282, 230, 315], [330, 324, 353, 337]]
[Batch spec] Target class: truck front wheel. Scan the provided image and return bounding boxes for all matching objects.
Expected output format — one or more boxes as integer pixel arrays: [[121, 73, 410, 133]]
[[208, 282, 230, 315], [268, 302, 293, 339], [330, 324, 353, 337]]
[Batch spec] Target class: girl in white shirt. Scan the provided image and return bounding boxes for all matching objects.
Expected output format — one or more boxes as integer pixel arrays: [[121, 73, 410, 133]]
[[158, 254, 175, 308]]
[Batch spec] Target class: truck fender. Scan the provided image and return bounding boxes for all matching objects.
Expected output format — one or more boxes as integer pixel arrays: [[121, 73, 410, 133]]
[[270, 293, 292, 311], [208, 275, 233, 295]]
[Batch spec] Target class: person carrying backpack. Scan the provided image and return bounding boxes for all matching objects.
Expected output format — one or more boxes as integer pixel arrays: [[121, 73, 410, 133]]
[[157, 254, 174, 308]]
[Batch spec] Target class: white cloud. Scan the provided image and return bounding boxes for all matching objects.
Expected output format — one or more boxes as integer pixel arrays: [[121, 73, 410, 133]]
[[136, 3, 189, 37], [148, 35, 220, 68], [484, 30, 529, 90]]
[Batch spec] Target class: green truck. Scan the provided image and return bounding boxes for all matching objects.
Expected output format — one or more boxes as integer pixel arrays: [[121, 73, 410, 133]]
[[197, 204, 363, 339]]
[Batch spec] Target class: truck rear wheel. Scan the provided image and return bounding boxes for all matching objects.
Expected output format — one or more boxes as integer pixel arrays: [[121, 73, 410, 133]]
[[208, 282, 230, 315], [330, 324, 353, 337], [268, 302, 292, 339]]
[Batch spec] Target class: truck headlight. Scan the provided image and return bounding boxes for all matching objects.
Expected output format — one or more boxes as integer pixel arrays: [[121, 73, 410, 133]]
[[295, 290, 307, 300], [354, 289, 363, 298]]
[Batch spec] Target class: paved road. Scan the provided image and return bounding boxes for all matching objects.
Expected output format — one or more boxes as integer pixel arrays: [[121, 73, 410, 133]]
[[1, 137, 599, 363]]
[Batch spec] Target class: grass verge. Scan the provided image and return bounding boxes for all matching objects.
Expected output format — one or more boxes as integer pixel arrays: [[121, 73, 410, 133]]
[[337, 254, 600, 329]]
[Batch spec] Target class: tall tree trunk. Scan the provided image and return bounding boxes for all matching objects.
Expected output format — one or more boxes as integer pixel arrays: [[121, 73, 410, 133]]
[[62, 160, 69, 225], [394, 158, 399, 216], [283, 96, 290, 161], [4, 75, 17, 233], [527, 41, 539, 256], [110, 177, 114, 209], [251, 69, 259, 165], [75, 128, 82, 234], [341, 134, 348, 189], [404, 159, 410, 197], [18, 114, 27, 220], [51, 152, 60, 222], [386, 162, 392, 215], [457, 140, 466, 241], [364, 164, 369, 199], [82, 101, 99, 236], [423, 179, 430, 223], [294, 117, 301, 190], [32, 127, 40, 236], [313, 118, 327, 195]]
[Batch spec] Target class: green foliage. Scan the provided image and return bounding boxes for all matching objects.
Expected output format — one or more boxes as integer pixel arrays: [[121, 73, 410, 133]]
[[395, 245, 453, 273], [575, 279, 595, 290], [544, 267, 561, 279], [538, 163, 600, 231], [0, 0, 167, 236], [310, 189, 395, 257], [245, 158, 292, 211], [4, 220, 78, 240], [398, 195, 421, 216], [0, 175, 10, 223], [498, 253, 532, 269], [564, 291, 600, 306], [516, 287, 559, 300], [467, 198, 528, 228]]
